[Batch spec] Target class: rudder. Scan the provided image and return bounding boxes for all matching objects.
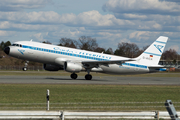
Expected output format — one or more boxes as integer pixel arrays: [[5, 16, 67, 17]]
[[136, 36, 168, 66]]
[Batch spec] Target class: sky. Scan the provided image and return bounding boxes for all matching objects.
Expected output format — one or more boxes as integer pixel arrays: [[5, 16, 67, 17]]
[[0, 0, 180, 54]]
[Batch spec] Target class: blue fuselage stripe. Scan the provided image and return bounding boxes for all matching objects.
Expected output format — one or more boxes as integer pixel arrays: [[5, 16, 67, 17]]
[[22, 45, 109, 61], [123, 63, 147, 69], [21, 45, 148, 69]]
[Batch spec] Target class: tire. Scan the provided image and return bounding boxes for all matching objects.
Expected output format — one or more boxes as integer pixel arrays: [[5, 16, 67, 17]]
[[85, 74, 92, 80], [71, 73, 78, 79], [22, 67, 27, 71]]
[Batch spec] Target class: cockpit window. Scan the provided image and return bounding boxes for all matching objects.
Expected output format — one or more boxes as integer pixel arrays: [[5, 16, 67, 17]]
[[12, 44, 22, 47]]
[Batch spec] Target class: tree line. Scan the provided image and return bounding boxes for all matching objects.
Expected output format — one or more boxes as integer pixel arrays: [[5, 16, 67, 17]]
[[0, 41, 11, 51], [1, 36, 180, 61], [56, 36, 142, 58]]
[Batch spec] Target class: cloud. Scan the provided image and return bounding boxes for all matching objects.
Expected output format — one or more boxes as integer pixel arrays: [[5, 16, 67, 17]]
[[159, 0, 180, 3], [0, 30, 16, 42], [0, 11, 60, 24], [168, 45, 179, 52], [128, 31, 180, 42], [129, 31, 151, 40], [2, 10, 178, 33], [0, 21, 60, 32], [0, 0, 52, 12], [102, 0, 180, 33], [0, 10, 135, 30], [103, 0, 180, 16], [32, 33, 48, 42], [119, 14, 147, 20], [0, 0, 179, 54], [0, 30, 14, 36]]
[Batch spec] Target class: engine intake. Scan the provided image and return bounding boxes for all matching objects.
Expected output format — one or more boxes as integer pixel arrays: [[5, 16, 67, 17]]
[[64, 62, 82, 72], [44, 64, 63, 71]]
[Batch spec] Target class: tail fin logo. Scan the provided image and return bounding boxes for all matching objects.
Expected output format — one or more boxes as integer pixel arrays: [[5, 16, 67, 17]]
[[154, 44, 164, 53]]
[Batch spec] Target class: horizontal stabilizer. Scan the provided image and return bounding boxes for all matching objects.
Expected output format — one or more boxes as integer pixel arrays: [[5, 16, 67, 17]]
[[148, 65, 166, 68], [148, 65, 172, 68]]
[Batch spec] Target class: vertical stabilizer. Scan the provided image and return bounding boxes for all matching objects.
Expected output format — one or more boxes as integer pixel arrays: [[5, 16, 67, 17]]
[[136, 36, 168, 66]]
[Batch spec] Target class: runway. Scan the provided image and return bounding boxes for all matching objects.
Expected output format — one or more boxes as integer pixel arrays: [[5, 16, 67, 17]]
[[0, 75, 179, 85]]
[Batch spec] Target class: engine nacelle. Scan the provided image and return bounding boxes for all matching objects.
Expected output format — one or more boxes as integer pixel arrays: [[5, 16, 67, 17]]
[[64, 62, 82, 72], [44, 64, 63, 71]]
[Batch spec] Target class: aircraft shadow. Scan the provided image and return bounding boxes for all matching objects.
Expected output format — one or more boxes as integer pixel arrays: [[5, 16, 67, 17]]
[[45, 77, 108, 81]]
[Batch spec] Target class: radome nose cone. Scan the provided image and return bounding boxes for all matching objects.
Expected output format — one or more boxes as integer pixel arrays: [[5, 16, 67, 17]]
[[4, 47, 10, 55]]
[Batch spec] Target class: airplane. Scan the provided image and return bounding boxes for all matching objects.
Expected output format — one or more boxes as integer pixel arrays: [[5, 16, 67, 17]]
[[4, 36, 168, 80]]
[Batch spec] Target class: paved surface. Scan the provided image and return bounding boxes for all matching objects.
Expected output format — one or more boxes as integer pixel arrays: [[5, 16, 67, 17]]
[[0, 75, 179, 85]]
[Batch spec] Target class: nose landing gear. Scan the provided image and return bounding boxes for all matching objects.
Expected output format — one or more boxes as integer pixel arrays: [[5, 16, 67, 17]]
[[22, 61, 29, 71]]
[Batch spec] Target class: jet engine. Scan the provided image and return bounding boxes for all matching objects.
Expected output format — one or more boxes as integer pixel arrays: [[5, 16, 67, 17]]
[[64, 62, 82, 72], [44, 64, 63, 71]]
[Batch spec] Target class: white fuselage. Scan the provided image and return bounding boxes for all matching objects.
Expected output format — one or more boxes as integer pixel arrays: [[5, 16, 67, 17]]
[[7, 41, 156, 74]]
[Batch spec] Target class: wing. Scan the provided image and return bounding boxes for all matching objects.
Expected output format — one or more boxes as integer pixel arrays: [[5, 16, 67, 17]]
[[82, 58, 135, 68]]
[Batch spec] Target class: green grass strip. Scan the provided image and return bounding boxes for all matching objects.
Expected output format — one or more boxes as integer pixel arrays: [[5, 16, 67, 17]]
[[0, 84, 180, 111]]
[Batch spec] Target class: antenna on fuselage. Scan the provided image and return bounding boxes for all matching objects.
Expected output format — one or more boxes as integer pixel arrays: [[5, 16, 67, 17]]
[[30, 39, 33, 42]]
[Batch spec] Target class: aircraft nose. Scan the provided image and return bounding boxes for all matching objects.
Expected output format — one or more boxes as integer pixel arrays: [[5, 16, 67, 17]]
[[4, 47, 10, 55]]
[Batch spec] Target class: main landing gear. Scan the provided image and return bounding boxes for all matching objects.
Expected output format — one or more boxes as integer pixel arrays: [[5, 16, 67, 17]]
[[70, 73, 92, 80], [85, 74, 92, 80], [70, 73, 78, 79], [85, 69, 92, 80]]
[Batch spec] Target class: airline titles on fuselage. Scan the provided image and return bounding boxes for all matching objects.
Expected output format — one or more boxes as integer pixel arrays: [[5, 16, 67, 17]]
[[16, 44, 112, 61], [53, 47, 112, 60]]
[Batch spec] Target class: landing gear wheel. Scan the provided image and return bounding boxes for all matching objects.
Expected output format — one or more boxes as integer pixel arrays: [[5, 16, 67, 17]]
[[22, 60, 29, 71], [22, 67, 27, 71], [71, 73, 78, 79], [85, 74, 92, 80]]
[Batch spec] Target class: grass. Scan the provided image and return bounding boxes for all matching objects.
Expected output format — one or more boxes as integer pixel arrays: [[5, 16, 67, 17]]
[[0, 84, 180, 111], [0, 71, 179, 111]]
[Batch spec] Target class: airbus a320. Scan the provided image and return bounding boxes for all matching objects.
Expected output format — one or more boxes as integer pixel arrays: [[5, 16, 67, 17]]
[[4, 36, 168, 80]]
